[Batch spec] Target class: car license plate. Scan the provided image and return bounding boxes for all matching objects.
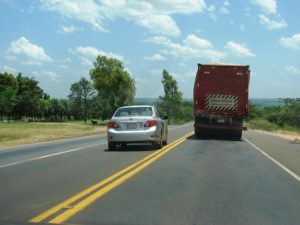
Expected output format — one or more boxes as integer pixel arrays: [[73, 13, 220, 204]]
[[126, 123, 137, 129], [217, 118, 225, 123]]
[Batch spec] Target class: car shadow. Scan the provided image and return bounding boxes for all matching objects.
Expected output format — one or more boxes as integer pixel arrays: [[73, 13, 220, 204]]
[[188, 134, 243, 142], [104, 143, 158, 152]]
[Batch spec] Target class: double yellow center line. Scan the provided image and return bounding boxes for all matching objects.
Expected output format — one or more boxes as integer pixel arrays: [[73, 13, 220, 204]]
[[30, 131, 193, 224]]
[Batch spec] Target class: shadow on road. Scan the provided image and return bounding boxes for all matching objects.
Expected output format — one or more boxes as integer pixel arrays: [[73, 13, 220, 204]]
[[104, 144, 157, 152], [188, 134, 243, 142]]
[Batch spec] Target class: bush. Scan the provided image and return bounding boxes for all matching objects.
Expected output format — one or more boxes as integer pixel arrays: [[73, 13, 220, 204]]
[[91, 120, 98, 125], [248, 119, 278, 131]]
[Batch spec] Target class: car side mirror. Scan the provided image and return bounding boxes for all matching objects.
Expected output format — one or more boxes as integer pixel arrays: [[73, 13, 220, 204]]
[[162, 115, 169, 120]]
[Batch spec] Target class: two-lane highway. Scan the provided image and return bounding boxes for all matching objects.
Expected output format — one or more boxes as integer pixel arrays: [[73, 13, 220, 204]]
[[0, 123, 300, 225]]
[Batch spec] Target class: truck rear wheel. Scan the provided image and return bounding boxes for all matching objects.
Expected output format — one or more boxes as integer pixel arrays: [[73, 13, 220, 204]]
[[195, 128, 201, 137], [233, 132, 242, 140]]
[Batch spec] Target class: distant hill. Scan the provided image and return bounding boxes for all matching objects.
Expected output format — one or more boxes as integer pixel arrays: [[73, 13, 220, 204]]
[[134, 98, 160, 105], [250, 98, 283, 106], [135, 98, 283, 106]]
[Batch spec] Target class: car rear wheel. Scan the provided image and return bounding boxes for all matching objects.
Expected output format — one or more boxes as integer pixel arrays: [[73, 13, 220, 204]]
[[162, 132, 168, 145], [108, 142, 116, 151], [155, 138, 163, 149]]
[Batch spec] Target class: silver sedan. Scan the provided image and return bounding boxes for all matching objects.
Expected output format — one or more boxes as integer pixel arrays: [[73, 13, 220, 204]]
[[107, 105, 168, 150]]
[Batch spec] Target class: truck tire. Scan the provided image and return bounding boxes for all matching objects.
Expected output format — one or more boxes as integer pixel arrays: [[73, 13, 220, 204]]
[[195, 128, 201, 138], [233, 132, 242, 140]]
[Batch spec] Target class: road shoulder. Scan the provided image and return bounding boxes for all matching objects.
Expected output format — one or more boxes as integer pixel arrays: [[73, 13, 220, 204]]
[[243, 129, 300, 181]]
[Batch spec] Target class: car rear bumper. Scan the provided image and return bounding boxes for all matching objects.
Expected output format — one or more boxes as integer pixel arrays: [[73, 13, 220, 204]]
[[107, 126, 161, 143]]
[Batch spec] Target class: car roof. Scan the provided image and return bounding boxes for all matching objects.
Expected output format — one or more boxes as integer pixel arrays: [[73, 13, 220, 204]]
[[118, 105, 154, 109]]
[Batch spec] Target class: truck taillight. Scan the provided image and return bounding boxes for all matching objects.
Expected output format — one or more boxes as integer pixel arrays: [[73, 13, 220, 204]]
[[107, 121, 118, 128], [144, 120, 158, 127]]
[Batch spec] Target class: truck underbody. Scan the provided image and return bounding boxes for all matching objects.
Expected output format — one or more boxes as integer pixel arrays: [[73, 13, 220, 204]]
[[194, 113, 247, 139]]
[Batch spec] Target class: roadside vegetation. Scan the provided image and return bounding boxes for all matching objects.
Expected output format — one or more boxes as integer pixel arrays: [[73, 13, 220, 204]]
[[0, 121, 106, 148], [2, 53, 298, 147], [0, 55, 135, 124], [0, 55, 193, 147], [246, 99, 300, 135], [155, 69, 194, 124]]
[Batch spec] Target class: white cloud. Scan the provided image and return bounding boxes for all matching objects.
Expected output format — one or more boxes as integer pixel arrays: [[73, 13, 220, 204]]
[[183, 34, 213, 49], [207, 4, 215, 13], [70, 46, 124, 66], [78, 56, 93, 66], [40, 0, 207, 37], [73, 46, 100, 58], [286, 66, 300, 75], [251, 0, 277, 14], [225, 41, 256, 57], [32, 70, 60, 82], [240, 24, 245, 32], [224, 1, 230, 6], [59, 25, 81, 33], [219, 7, 229, 14], [149, 69, 163, 77], [219, 1, 230, 14], [258, 14, 287, 30], [144, 0, 206, 14], [206, 4, 217, 21], [0, 65, 18, 74], [137, 14, 180, 36], [6, 37, 52, 65], [146, 35, 225, 62], [107, 0, 206, 36], [144, 54, 166, 61], [280, 34, 300, 50], [244, 7, 251, 17], [76, 46, 124, 61], [60, 64, 69, 69], [40, 0, 107, 31]]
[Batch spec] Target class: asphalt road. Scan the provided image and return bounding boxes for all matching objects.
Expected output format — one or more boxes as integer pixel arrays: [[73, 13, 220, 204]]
[[0, 123, 300, 225]]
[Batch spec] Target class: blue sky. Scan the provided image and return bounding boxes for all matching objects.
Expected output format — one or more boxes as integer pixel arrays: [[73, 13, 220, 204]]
[[0, 0, 300, 99]]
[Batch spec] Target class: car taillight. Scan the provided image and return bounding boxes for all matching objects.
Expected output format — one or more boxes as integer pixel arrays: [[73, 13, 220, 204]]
[[107, 121, 118, 128], [144, 120, 158, 127]]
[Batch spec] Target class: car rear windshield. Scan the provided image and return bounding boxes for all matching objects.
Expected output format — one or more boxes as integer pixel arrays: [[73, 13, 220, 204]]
[[114, 107, 153, 117]]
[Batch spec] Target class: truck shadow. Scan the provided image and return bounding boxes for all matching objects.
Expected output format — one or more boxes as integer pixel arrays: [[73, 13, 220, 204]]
[[104, 144, 157, 152], [188, 134, 243, 141]]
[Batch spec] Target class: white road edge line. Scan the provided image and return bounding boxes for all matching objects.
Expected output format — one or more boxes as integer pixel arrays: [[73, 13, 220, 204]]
[[0, 123, 193, 169], [0, 143, 104, 169], [243, 137, 300, 183]]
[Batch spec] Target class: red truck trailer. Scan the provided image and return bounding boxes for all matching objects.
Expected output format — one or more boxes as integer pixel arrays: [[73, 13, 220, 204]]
[[193, 64, 250, 139]]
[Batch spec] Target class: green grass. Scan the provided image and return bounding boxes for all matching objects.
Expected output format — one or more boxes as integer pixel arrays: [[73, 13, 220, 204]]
[[246, 118, 278, 131], [0, 120, 106, 148], [246, 119, 300, 135]]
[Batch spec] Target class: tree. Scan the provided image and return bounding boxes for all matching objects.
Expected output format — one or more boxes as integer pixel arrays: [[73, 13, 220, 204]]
[[0, 87, 16, 120], [13, 73, 44, 119], [247, 102, 264, 121], [0, 73, 17, 120], [158, 69, 183, 122], [0, 72, 17, 91], [90, 55, 135, 120], [69, 77, 95, 123]]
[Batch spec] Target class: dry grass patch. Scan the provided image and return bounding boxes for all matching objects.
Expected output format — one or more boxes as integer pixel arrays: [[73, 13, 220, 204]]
[[0, 121, 106, 148]]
